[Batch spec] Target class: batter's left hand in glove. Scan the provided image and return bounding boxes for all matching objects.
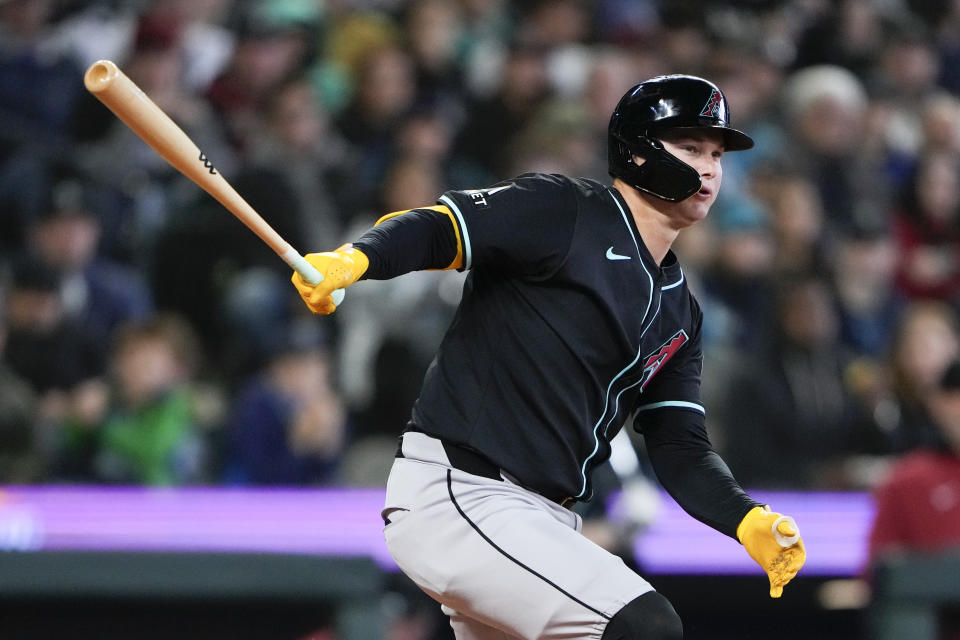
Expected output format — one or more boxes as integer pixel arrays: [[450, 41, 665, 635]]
[[292, 244, 369, 315], [737, 505, 806, 598]]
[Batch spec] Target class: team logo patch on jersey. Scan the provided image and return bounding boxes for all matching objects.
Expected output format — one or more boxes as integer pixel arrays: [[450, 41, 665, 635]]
[[463, 184, 512, 207], [700, 89, 724, 119], [638, 330, 689, 390]]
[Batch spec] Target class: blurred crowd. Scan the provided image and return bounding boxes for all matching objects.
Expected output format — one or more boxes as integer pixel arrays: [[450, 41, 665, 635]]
[[2, 0, 960, 515]]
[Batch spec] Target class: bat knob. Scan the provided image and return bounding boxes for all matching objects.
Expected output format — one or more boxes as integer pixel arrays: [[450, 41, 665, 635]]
[[332, 289, 346, 306], [772, 516, 800, 548]]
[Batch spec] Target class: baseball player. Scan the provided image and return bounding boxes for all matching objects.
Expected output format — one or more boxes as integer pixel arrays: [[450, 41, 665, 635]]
[[293, 75, 806, 640]]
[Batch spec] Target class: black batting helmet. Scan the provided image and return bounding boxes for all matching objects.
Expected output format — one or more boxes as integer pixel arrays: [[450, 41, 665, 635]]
[[608, 75, 754, 202]]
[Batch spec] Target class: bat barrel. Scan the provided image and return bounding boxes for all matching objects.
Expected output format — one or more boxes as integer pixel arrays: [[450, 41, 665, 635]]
[[82, 59, 346, 308], [84, 60, 120, 94]]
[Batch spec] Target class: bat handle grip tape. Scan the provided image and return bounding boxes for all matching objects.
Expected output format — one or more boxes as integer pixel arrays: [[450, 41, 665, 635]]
[[284, 249, 346, 307]]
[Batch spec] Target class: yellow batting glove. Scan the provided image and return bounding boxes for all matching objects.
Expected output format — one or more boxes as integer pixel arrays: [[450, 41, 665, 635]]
[[737, 506, 806, 598], [291, 244, 369, 315]]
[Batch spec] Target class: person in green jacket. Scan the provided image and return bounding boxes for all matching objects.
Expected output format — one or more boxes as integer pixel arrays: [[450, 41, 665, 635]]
[[58, 314, 207, 485]]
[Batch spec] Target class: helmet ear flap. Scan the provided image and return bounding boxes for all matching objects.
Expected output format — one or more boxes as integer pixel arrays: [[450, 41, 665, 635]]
[[609, 133, 702, 202]]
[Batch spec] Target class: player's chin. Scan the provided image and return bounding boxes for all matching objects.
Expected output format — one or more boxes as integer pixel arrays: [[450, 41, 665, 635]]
[[676, 200, 712, 227]]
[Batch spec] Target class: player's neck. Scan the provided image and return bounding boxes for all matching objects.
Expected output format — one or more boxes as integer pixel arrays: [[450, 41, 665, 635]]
[[612, 179, 680, 265]]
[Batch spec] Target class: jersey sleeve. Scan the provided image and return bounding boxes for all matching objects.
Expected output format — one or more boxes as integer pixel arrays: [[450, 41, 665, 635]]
[[438, 173, 577, 277], [633, 294, 705, 417], [353, 207, 460, 279]]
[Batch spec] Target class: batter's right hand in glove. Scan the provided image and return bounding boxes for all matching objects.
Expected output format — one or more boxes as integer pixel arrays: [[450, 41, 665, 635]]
[[737, 505, 806, 598], [292, 244, 369, 315]]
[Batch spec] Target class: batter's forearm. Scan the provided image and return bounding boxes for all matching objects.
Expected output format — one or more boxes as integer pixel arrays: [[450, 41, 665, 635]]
[[353, 206, 462, 279], [640, 408, 760, 539], [647, 441, 760, 539]]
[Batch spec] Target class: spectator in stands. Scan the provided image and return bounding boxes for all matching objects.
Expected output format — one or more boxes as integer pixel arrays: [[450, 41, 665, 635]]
[[205, 0, 320, 151], [893, 150, 960, 305], [27, 168, 153, 342], [869, 359, 960, 559], [0, 0, 84, 155], [335, 44, 418, 211], [792, 0, 887, 77], [832, 228, 906, 360], [224, 318, 346, 485], [507, 99, 597, 178], [871, 29, 942, 161], [57, 314, 208, 485], [2, 254, 105, 408], [517, 0, 593, 49], [777, 64, 891, 235], [393, 104, 457, 184], [721, 274, 876, 489], [0, 0, 86, 252], [759, 172, 828, 278], [875, 301, 960, 455], [656, 4, 711, 73], [918, 91, 960, 157], [402, 0, 466, 110], [454, 40, 551, 182], [149, 0, 236, 94]]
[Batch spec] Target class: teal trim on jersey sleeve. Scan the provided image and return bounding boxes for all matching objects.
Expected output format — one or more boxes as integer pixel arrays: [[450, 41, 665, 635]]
[[439, 194, 472, 270], [635, 400, 705, 414]]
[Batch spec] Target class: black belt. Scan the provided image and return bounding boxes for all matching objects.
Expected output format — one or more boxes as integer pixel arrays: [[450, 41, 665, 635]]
[[441, 439, 503, 482], [398, 432, 576, 509]]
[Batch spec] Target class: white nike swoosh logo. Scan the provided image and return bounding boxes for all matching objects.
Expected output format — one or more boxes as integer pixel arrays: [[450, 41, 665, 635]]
[[606, 247, 631, 260]]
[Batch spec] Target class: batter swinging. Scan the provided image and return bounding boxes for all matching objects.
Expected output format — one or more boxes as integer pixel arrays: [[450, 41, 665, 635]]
[[293, 75, 806, 639]]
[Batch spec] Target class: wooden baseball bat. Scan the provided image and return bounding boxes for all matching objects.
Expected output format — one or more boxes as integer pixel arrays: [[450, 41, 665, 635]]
[[83, 59, 344, 305]]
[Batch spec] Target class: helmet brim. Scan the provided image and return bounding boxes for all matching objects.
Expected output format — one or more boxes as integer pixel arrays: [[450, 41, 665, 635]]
[[650, 125, 755, 152], [720, 127, 754, 151]]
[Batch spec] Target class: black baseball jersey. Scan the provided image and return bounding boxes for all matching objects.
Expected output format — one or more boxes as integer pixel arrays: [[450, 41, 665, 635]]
[[408, 173, 704, 503]]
